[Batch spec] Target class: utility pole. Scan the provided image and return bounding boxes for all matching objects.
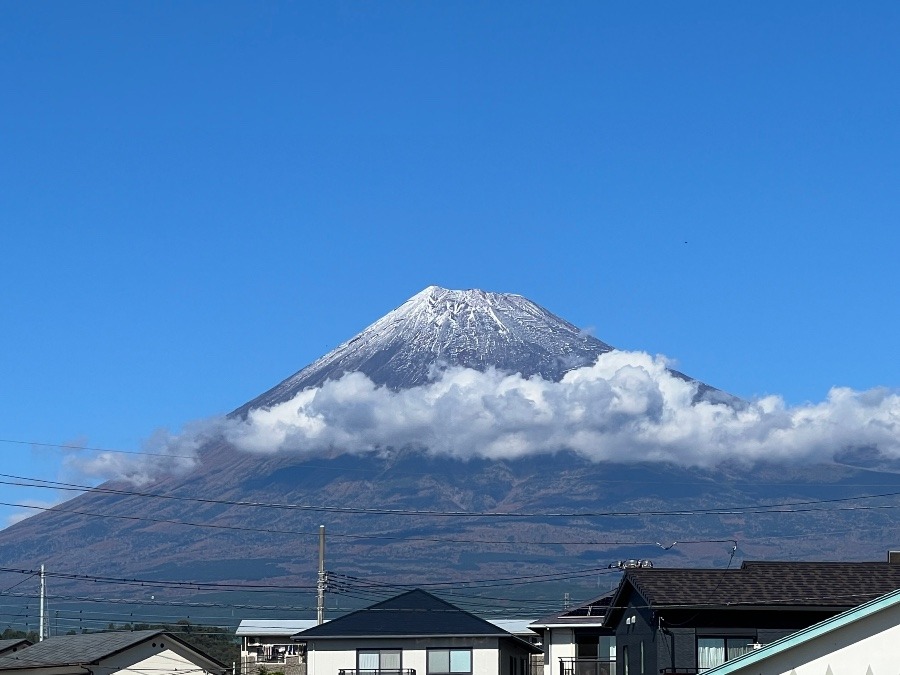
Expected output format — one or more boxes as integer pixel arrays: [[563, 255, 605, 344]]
[[317, 525, 326, 625], [39, 565, 45, 642]]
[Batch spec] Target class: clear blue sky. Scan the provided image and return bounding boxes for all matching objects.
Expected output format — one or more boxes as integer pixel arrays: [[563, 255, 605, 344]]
[[2, 2, 900, 520]]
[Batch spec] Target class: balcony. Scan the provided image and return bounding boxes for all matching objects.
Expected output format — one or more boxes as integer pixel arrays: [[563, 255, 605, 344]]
[[338, 670, 416, 675], [246, 645, 302, 664], [559, 658, 616, 675]]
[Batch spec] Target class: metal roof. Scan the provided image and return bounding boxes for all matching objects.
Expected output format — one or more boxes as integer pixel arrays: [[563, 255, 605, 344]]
[[531, 591, 614, 628], [237, 620, 320, 636]]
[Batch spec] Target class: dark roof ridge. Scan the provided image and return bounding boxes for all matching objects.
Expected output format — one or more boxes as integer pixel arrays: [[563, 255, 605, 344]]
[[292, 588, 538, 650]]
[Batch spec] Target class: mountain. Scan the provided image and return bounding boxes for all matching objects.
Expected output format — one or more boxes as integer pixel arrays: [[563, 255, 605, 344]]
[[235, 286, 615, 415], [0, 286, 894, 626], [236, 286, 730, 416]]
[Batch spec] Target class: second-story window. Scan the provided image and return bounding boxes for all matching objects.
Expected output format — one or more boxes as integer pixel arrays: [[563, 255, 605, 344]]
[[427, 648, 472, 675], [358, 649, 402, 674], [697, 638, 754, 672]]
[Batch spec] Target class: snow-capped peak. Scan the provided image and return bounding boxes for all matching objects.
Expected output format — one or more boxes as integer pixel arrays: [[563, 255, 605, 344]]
[[234, 286, 615, 415]]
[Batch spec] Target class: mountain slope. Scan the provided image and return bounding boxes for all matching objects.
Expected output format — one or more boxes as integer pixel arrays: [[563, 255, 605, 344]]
[[0, 286, 889, 621]]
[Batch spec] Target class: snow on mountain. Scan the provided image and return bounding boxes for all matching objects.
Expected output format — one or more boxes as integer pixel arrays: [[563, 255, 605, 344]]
[[235, 286, 615, 415], [235, 286, 737, 418]]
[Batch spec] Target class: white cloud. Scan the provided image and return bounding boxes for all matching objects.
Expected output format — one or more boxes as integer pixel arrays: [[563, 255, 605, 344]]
[[215, 350, 900, 467], [69, 350, 900, 486], [5, 499, 62, 527], [61, 422, 209, 486]]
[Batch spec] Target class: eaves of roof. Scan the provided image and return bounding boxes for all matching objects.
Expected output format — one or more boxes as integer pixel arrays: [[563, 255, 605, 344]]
[[529, 620, 608, 628], [702, 587, 900, 675], [298, 633, 541, 654]]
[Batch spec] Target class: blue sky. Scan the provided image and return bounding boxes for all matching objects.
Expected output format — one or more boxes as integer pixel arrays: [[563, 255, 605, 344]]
[[2, 2, 900, 523]]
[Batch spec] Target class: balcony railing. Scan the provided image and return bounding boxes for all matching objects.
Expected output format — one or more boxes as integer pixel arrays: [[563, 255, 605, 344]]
[[338, 670, 416, 675], [255, 654, 301, 664], [559, 658, 616, 675], [246, 647, 302, 664]]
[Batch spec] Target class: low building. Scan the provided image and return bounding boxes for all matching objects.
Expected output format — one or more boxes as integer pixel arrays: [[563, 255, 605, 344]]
[[603, 560, 900, 674], [237, 620, 318, 675], [0, 629, 227, 675], [530, 592, 615, 675], [292, 589, 541, 675], [238, 614, 540, 675]]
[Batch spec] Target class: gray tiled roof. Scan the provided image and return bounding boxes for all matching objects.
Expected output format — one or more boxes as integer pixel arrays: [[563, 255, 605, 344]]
[[0, 641, 30, 656], [0, 630, 225, 671], [621, 561, 900, 610], [294, 589, 540, 652], [0, 630, 164, 668]]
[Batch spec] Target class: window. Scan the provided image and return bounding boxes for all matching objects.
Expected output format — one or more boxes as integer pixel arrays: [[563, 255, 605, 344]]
[[622, 646, 629, 675], [696, 638, 754, 672], [358, 649, 402, 674], [427, 649, 472, 675], [639, 642, 644, 675], [599, 636, 616, 660]]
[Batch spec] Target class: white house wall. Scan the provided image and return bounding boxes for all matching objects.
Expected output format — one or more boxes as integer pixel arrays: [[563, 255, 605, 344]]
[[101, 641, 218, 675], [305, 637, 507, 675], [723, 600, 900, 675], [542, 629, 575, 675]]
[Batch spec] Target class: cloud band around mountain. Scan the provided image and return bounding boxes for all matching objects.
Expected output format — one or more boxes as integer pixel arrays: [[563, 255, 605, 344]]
[[64, 349, 900, 485], [222, 350, 900, 467]]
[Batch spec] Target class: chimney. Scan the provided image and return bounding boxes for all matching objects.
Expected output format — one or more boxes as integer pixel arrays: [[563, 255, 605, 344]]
[[887, 551, 900, 563]]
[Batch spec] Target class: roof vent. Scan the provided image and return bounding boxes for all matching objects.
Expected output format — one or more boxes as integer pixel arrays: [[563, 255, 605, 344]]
[[887, 551, 900, 564]]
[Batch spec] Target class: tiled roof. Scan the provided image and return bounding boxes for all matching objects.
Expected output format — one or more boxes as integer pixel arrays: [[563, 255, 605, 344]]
[[0, 630, 226, 672], [293, 589, 539, 651], [237, 620, 320, 636], [0, 641, 30, 656], [0, 630, 164, 669], [617, 561, 900, 612]]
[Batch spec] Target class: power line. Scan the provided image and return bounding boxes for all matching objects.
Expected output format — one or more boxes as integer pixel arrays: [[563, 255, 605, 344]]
[[5, 470, 900, 519], [10, 436, 900, 489], [0, 439, 195, 460]]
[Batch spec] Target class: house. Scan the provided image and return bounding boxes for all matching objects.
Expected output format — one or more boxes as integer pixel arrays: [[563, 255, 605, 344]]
[[238, 616, 539, 675], [0, 643, 31, 659], [237, 620, 319, 675], [0, 629, 227, 675], [291, 589, 541, 675], [480, 622, 541, 675], [703, 587, 900, 675], [529, 593, 615, 675], [603, 560, 900, 675]]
